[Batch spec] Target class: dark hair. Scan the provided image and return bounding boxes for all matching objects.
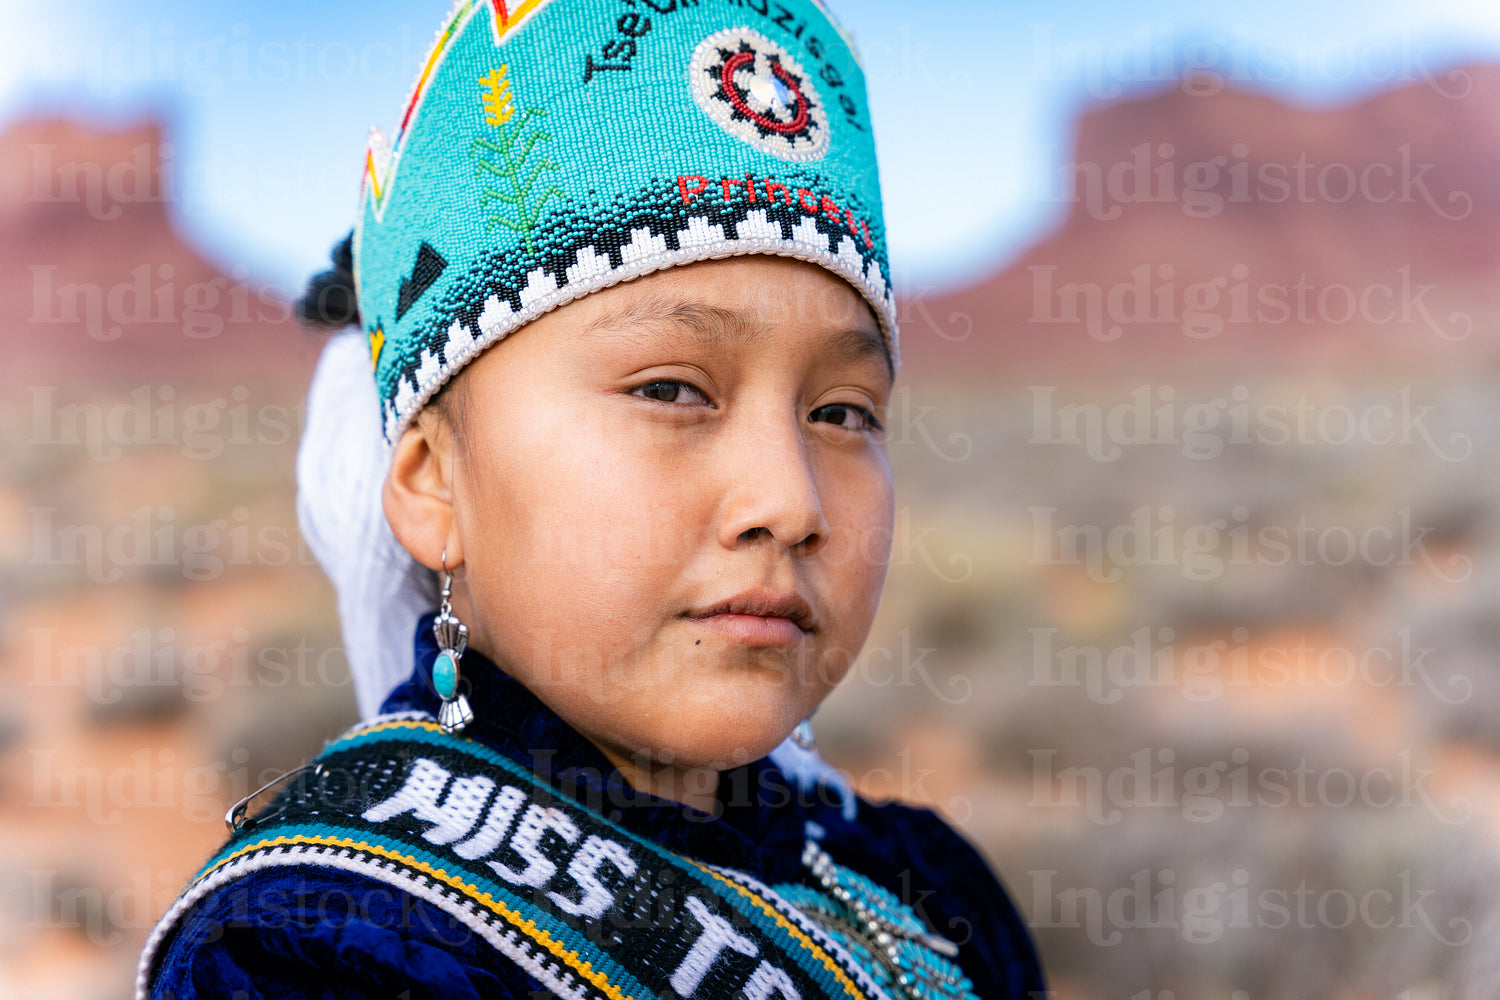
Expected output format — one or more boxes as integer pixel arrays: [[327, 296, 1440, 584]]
[[296, 232, 470, 445], [296, 232, 361, 330]]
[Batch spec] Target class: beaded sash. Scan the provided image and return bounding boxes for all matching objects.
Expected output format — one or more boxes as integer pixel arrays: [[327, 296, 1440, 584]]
[[137, 713, 974, 1000]]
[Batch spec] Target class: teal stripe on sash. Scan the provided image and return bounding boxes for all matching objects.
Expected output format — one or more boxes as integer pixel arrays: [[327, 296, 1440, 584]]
[[199, 814, 655, 1000], [330, 722, 858, 998], [198, 717, 871, 1000]]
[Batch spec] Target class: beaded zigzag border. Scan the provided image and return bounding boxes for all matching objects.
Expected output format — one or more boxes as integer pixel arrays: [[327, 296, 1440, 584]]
[[381, 205, 896, 444]]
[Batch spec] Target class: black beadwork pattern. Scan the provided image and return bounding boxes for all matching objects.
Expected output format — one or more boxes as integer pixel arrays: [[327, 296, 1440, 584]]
[[188, 722, 882, 1000], [423, 172, 887, 368], [397, 242, 450, 321]]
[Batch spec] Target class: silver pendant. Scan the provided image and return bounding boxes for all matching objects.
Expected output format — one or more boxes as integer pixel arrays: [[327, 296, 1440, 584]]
[[437, 692, 475, 734]]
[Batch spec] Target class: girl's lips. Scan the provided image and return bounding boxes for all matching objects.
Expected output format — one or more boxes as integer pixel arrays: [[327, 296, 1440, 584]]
[[684, 588, 816, 646], [686, 612, 807, 647], [685, 588, 816, 631]]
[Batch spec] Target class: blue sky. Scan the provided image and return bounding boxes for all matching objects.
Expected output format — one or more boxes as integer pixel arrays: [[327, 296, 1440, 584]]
[[4, 0, 1500, 295]]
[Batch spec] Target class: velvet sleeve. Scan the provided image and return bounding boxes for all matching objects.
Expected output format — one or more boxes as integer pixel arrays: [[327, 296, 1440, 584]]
[[147, 867, 549, 1000]]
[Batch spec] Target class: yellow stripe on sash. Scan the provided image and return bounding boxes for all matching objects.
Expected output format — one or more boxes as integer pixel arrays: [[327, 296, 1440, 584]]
[[198, 833, 635, 1000], [691, 862, 869, 1000], [316, 716, 870, 999], [356, 717, 446, 736]]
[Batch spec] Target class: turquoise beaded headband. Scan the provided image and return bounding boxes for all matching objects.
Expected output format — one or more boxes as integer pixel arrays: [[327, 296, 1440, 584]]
[[353, 0, 897, 443]]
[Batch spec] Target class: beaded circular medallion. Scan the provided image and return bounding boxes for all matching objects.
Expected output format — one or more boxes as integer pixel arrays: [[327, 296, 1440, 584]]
[[689, 27, 831, 162]]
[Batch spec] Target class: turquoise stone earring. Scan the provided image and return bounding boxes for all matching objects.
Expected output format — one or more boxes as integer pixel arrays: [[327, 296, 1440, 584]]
[[433, 550, 473, 734]]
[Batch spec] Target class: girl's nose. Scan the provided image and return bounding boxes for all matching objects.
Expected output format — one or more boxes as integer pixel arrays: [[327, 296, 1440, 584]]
[[714, 411, 831, 554]]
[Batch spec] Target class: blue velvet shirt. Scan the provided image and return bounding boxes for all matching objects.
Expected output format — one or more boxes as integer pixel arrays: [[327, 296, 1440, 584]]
[[146, 616, 1044, 998]]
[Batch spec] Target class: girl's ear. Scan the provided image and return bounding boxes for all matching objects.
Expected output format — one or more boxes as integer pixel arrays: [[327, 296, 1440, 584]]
[[383, 415, 463, 571]]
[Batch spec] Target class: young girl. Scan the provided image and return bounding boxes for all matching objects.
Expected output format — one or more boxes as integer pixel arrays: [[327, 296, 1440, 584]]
[[137, 1, 1044, 997]]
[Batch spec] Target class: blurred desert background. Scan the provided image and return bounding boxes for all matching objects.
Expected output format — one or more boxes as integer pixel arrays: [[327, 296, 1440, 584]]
[[6, 4, 1500, 999]]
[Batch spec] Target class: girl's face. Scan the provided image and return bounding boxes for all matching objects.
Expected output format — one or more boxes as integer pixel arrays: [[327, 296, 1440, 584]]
[[431, 256, 894, 776]]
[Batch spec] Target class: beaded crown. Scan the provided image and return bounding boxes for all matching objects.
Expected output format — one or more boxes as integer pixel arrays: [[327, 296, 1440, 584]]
[[354, 0, 897, 443]]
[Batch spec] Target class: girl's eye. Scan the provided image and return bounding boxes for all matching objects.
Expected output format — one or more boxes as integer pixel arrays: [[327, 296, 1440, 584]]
[[631, 379, 710, 405], [810, 402, 883, 433]]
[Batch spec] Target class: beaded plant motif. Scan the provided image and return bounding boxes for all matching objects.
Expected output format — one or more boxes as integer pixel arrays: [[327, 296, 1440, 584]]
[[777, 840, 979, 1000], [472, 64, 561, 256]]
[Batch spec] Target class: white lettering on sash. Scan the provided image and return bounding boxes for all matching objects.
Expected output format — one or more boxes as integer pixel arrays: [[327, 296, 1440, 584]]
[[362, 758, 451, 825], [454, 784, 527, 860], [421, 774, 496, 844], [361, 757, 645, 932], [489, 804, 579, 888], [548, 835, 638, 919], [362, 758, 494, 845], [744, 962, 801, 1000], [672, 895, 759, 996]]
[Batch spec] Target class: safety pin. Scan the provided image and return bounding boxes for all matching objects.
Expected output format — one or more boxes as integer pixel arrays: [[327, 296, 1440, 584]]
[[224, 761, 324, 833]]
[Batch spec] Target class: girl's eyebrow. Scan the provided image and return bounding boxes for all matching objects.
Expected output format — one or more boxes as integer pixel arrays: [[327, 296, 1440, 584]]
[[582, 296, 892, 376], [581, 297, 757, 347], [823, 325, 892, 376]]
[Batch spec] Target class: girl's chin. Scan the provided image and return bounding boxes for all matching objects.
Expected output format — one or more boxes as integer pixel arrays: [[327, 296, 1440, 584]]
[[602, 720, 803, 774]]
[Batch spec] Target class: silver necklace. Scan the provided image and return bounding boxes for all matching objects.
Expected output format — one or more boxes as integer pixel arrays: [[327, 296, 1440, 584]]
[[778, 839, 978, 1000]]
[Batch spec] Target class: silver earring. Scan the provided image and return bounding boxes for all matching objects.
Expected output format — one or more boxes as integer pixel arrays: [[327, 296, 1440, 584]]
[[433, 549, 474, 734], [792, 716, 816, 750]]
